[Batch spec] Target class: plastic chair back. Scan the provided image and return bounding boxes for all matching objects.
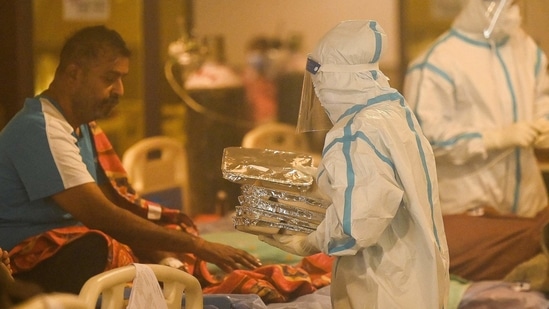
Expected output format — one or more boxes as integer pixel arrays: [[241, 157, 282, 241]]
[[242, 122, 311, 152], [122, 136, 190, 214], [242, 122, 321, 166], [78, 264, 203, 309]]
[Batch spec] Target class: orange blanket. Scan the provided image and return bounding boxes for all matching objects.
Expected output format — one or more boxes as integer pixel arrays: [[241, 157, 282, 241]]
[[9, 122, 333, 304]]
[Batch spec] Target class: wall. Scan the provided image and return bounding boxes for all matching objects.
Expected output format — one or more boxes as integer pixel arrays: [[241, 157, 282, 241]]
[[522, 0, 549, 56], [33, 0, 144, 99], [192, 0, 400, 77], [32, 0, 188, 153], [0, 1, 33, 130]]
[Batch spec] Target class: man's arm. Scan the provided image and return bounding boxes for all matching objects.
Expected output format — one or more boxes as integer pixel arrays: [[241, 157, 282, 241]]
[[51, 182, 261, 272], [98, 181, 150, 219]]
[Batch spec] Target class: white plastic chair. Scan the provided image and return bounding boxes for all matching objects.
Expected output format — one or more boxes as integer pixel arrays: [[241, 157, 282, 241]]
[[242, 122, 321, 165], [122, 136, 191, 214], [242, 122, 311, 153], [78, 264, 203, 309]]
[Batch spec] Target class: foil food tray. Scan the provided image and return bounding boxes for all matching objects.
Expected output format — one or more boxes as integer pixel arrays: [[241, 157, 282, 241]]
[[238, 195, 325, 224], [222, 147, 314, 191], [241, 184, 331, 210], [233, 215, 316, 236], [235, 205, 320, 230]]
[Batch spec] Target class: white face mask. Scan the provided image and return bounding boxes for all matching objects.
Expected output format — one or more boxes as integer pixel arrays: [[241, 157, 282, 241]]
[[453, 0, 521, 40], [487, 4, 522, 39], [497, 4, 521, 33]]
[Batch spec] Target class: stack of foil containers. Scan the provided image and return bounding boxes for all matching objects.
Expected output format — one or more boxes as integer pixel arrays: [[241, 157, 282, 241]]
[[222, 147, 331, 236]]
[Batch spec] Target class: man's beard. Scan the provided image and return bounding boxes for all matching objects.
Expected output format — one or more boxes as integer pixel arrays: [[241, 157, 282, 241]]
[[97, 96, 119, 118]]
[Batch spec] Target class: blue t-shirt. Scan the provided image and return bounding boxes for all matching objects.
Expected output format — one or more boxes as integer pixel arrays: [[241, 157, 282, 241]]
[[0, 97, 104, 250]]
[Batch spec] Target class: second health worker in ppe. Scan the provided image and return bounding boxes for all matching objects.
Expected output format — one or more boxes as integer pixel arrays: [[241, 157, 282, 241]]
[[404, 0, 549, 217]]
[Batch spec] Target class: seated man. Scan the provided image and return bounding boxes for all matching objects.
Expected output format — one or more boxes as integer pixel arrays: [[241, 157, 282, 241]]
[[0, 25, 261, 294]]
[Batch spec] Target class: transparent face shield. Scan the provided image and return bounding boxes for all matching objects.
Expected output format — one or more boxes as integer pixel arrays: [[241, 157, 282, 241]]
[[296, 57, 333, 133], [483, 0, 509, 39]]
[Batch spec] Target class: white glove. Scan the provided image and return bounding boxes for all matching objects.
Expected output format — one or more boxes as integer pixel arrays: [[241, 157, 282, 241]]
[[534, 118, 549, 134], [258, 233, 320, 256], [534, 118, 549, 148], [535, 133, 549, 148], [483, 121, 539, 150]]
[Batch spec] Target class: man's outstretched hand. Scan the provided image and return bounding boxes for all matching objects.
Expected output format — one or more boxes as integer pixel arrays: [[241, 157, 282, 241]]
[[194, 239, 262, 273], [1, 248, 11, 275]]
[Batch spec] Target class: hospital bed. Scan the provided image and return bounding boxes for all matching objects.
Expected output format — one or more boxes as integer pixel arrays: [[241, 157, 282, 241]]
[[116, 131, 549, 308], [196, 212, 549, 309]]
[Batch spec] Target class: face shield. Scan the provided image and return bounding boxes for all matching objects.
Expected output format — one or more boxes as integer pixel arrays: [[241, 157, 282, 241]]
[[296, 57, 333, 133], [482, 0, 509, 39], [296, 20, 387, 133], [296, 56, 384, 133]]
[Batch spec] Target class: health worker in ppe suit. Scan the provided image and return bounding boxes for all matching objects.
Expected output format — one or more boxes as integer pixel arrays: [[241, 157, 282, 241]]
[[404, 0, 549, 218], [260, 20, 450, 309], [404, 0, 549, 284]]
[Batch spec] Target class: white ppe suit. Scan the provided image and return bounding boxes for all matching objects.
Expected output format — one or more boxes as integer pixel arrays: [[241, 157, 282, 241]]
[[404, 0, 549, 217], [307, 20, 449, 309]]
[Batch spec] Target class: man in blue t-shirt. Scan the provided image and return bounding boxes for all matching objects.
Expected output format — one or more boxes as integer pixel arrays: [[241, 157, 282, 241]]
[[0, 25, 260, 294]]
